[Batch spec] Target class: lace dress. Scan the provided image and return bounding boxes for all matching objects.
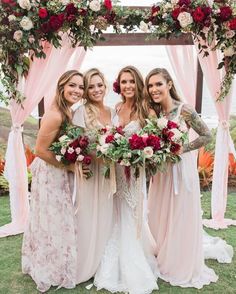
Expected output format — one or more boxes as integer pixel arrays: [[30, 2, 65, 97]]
[[22, 158, 77, 293], [94, 119, 158, 294], [148, 103, 218, 289]]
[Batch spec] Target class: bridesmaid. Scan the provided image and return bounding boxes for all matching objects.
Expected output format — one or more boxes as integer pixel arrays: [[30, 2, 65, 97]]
[[22, 70, 84, 292], [144, 68, 218, 288], [72, 68, 114, 284]]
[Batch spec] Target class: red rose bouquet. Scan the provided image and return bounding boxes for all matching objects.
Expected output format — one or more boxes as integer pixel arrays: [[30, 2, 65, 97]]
[[49, 123, 93, 177]]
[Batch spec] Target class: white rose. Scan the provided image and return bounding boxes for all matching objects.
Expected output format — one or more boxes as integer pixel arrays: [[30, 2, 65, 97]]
[[100, 143, 110, 154], [89, 0, 101, 12], [98, 134, 106, 145], [60, 147, 66, 155], [171, 128, 183, 142], [75, 147, 81, 154], [164, 3, 172, 10], [67, 147, 74, 154], [114, 133, 122, 139], [13, 30, 23, 42], [56, 155, 62, 162], [58, 135, 70, 142], [224, 46, 235, 57], [139, 21, 149, 32], [171, 0, 178, 5], [28, 35, 35, 43], [143, 146, 154, 158], [60, 0, 70, 5], [8, 15, 16, 22], [177, 12, 193, 28], [77, 154, 84, 161], [20, 16, 33, 30], [18, 0, 31, 10], [162, 13, 168, 19], [156, 117, 168, 129], [225, 30, 235, 39]]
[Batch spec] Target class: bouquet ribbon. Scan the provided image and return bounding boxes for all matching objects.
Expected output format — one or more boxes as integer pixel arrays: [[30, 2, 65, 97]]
[[136, 166, 145, 239], [109, 163, 117, 198], [72, 163, 83, 214]]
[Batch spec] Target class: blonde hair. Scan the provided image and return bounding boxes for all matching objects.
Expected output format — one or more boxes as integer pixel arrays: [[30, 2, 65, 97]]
[[84, 68, 107, 129], [55, 70, 83, 123], [144, 68, 181, 116], [117, 65, 147, 127]]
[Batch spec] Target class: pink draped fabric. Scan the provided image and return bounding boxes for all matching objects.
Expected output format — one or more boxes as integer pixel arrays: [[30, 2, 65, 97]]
[[166, 45, 197, 107], [0, 36, 85, 237], [194, 39, 236, 229]]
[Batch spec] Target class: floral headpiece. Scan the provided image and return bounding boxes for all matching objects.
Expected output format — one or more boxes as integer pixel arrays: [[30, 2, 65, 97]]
[[113, 79, 120, 94]]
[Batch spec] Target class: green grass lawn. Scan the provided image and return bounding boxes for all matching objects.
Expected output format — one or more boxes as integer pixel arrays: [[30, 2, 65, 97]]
[[0, 192, 235, 294]]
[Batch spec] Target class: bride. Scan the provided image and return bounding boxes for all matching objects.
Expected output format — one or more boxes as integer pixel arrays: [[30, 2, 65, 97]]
[[94, 66, 158, 294]]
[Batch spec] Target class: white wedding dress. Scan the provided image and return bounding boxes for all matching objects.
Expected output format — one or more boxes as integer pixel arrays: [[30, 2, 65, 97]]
[[94, 120, 158, 294]]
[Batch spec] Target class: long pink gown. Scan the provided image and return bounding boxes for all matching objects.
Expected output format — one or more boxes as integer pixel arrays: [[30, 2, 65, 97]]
[[72, 105, 114, 284], [148, 103, 218, 289], [22, 158, 77, 292]]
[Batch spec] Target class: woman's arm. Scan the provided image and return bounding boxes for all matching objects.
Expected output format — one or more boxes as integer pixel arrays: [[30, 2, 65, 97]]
[[35, 111, 74, 171], [181, 104, 212, 153]]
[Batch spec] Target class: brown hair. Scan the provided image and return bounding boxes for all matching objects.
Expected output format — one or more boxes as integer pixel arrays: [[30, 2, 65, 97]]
[[144, 68, 181, 116], [117, 65, 148, 127], [83, 68, 107, 129], [55, 70, 83, 123]]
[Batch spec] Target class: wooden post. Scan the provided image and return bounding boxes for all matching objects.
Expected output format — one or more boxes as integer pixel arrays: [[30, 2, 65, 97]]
[[38, 97, 45, 128], [195, 59, 203, 114]]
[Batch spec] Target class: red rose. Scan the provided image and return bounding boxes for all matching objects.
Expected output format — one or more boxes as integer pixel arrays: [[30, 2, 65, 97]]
[[101, 127, 107, 134], [105, 134, 115, 143], [69, 138, 80, 148], [178, 0, 191, 6], [65, 3, 78, 15], [202, 6, 212, 16], [129, 134, 146, 150], [67, 14, 76, 22], [170, 142, 181, 154], [79, 8, 87, 16], [82, 155, 92, 165], [167, 120, 178, 129], [146, 134, 161, 151], [79, 136, 89, 148], [218, 6, 232, 21], [113, 80, 120, 94], [49, 14, 64, 31], [104, 0, 112, 10], [64, 150, 77, 163], [116, 126, 124, 135], [162, 128, 174, 141], [171, 7, 181, 20], [192, 7, 205, 23], [38, 8, 48, 19], [104, 11, 116, 23], [229, 18, 236, 30]]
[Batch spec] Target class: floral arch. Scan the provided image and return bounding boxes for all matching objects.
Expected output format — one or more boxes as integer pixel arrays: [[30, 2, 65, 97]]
[[0, 0, 236, 237]]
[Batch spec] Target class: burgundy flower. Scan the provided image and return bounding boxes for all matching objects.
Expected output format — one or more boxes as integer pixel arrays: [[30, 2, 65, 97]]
[[162, 128, 174, 141], [151, 5, 160, 16], [65, 3, 78, 15], [49, 14, 64, 31], [69, 138, 80, 148], [67, 14, 76, 22], [129, 134, 146, 150], [202, 6, 212, 16], [218, 6, 232, 21], [104, 0, 112, 11], [171, 7, 182, 20], [41, 22, 50, 33], [192, 7, 205, 23], [38, 8, 48, 19], [167, 120, 178, 129], [178, 0, 191, 6], [170, 142, 181, 154], [146, 134, 161, 151], [101, 127, 107, 134], [116, 126, 124, 135], [105, 134, 115, 143], [79, 136, 89, 148], [228, 18, 236, 30], [64, 150, 77, 163], [113, 80, 120, 94], [79, 8, 87, 17], [82, 155, 92, 165], [104, 11, 116, 23]]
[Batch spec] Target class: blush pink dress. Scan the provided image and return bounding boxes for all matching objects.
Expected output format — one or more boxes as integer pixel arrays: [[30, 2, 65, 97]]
[[147, 103, 218, 289]]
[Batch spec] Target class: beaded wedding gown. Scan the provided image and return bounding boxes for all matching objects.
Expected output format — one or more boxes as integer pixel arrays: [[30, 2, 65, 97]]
[[94, 119, 158, 294]]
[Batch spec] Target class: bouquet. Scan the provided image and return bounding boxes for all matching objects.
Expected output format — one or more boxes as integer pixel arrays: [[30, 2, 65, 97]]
[[49, 123, 93, 177], [139, 115, 188, 176]]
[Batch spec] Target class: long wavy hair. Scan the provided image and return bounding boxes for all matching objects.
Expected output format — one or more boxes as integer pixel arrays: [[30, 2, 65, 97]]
[[55, 70, 84, 123], [143, 68, 182, 116], [83, 68, 107, 129], [117, 65, 147, 127]]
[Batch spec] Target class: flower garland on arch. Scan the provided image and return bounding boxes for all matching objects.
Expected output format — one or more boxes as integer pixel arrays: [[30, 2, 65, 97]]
[[0, 0, 235, 104]]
